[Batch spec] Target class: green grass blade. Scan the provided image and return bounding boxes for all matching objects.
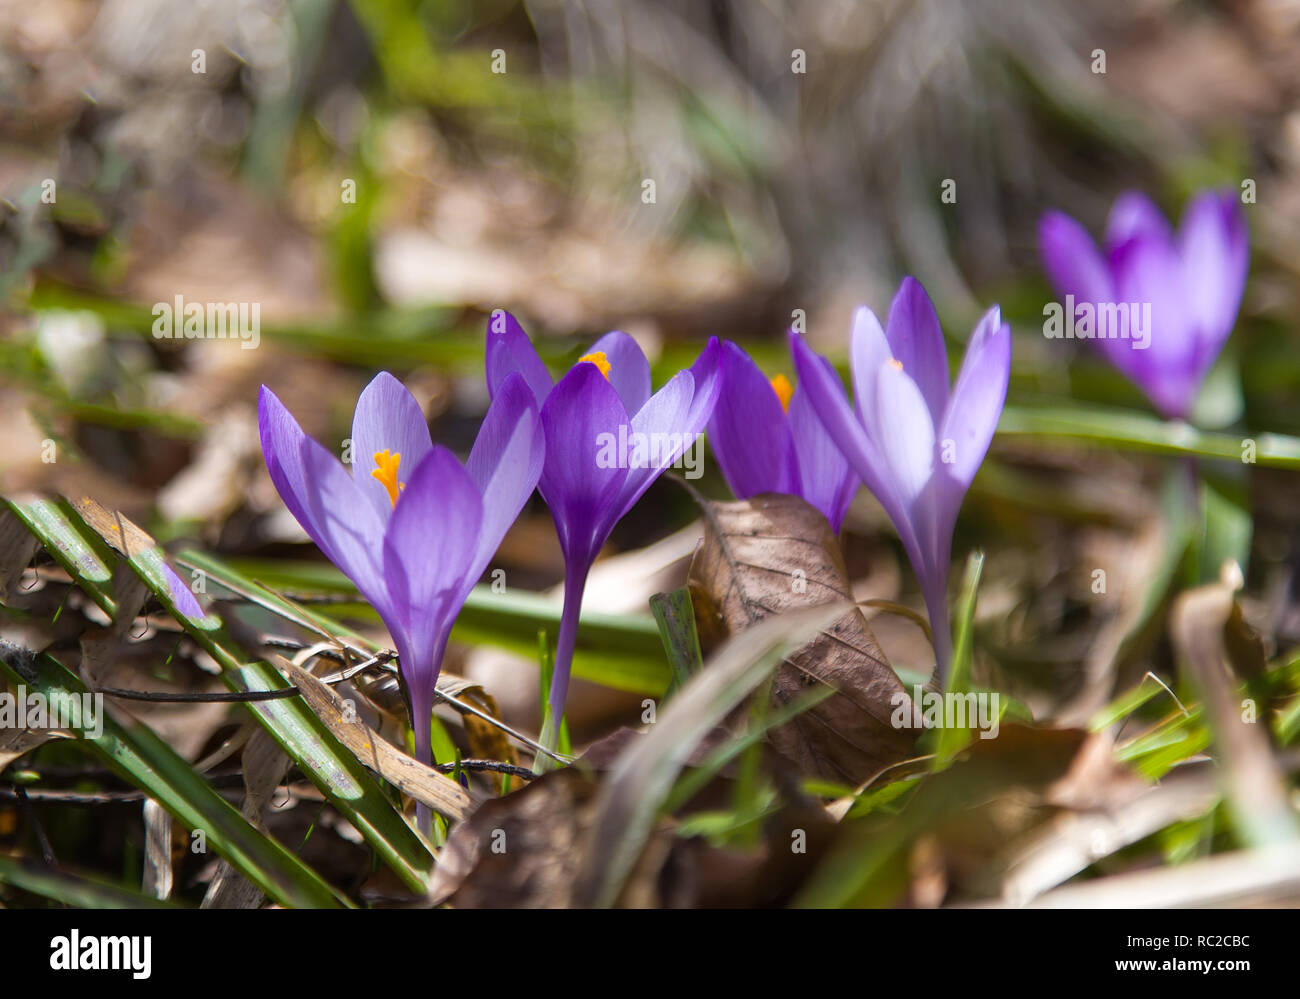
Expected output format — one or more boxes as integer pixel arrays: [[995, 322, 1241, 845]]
[[11, 512, 434, 893], [934, 551, 984, 767], [649, 588, 705, 695], [998, 404, 1300, 468], [0, 855, 183, 909], [0, 650, 347, 908], [6, 498, 116, 616], [216, 555, 672, 695], [572, 603, 845, 907]]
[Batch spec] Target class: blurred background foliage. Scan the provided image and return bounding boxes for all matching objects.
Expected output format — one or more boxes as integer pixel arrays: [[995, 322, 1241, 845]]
[[2, 0, 1300, 905]]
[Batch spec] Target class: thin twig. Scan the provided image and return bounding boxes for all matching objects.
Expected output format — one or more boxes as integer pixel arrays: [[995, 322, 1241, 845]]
[[94, 685, 299, 703]]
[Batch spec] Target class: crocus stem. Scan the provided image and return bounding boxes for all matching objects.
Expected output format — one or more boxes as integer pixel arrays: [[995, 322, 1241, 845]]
[[410, 685, 435, 837], [923, 579, 953, 690], [545, 559, 589, 751]]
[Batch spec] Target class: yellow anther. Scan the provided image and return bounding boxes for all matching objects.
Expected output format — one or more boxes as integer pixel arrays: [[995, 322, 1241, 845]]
[[371, 450, 403, 506], [578, 350, 612, 379], [888, 358, 904, 371], [770, 373, 794, 413]]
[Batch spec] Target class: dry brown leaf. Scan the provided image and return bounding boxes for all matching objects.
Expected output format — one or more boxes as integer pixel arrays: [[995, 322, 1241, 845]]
[[0, 725, 69, 771], [142, 798, 173, 901], [1170, 579, 1298, 845], [202, 727, 292, 910], [428, 768, 596, 908], [276, 658, 473, 822], [687, 493, 916, 784]]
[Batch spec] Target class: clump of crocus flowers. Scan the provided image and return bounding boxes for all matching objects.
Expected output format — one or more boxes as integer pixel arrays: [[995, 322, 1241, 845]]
[[258, 281, 1012, 801]]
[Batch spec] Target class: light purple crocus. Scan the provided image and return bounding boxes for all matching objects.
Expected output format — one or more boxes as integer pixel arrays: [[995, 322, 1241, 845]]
[[1039, 189, 1248, 420], [790, 278, 1010, 682], [258, 370, 543, 818], [485, 312, 721, 734], [708, 340, 858, 532]]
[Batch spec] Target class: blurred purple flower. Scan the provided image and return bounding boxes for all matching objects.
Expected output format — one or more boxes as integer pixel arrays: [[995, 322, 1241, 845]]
[[258, 371, 543, 807], [708, 340, 858, 532], [1039, 189, 1248, 420], [791, 278, 1010, 680], [486, 312, 720, 729]]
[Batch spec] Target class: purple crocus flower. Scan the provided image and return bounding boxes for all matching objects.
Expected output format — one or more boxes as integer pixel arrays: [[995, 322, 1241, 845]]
[[485, 312, 720, 733], [790, 278, 1010, 681], [708, 340, 858, 532], [258, 371, 543, 808], [1039, 189, 1248, 420]]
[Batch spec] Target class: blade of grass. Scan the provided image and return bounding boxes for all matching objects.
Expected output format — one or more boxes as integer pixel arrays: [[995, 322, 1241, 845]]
[[0, 855, 182, 909], [0, 649, 347, 908], [572, 602, 845, 908], [933, 551, 984, 767], [998, 404, 1300, 468], [16, 506, 435, 893]]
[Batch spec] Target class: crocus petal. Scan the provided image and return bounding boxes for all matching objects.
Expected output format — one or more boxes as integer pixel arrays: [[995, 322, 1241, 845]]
[[539, 363, 630, 565], [1110, 235, 1199, 418], [938, 306, 1011, 494], [788, 381, 857, 531], [849, 306, 890, 425], [871, 360, 935, 508], [485, 310, 554, 406], [1179, 189, 1248, 351], [788, 331, 923, 560], [1106, 190, 1174, 251], [259, 386, 388, 607], [1038, 210, 1116, 306], [350, 371, 434, 522], [884, 277, 949, 422], [382, 448, 484, 690], [464, 371, 544, 584], [708, 341, 798, 500], [684, 337, 722, 431], [615, 369, 696, 520], [587, 330, 652, 415]]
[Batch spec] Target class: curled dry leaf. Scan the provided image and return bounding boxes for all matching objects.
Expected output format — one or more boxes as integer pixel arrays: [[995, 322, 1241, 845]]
[[0, 726, 71, 771], [1170, 580, 1298, 847], [687, 493, 917, 784], [277, 659, 473, 822], [428, 768, 596, 908]]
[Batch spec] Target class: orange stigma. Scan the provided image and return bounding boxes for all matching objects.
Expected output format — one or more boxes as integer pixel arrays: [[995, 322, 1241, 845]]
[[578, 350, 611, 379], [888, 358, 904, 371], [371, 450, 404, 506], [770, 373, 794, 412]]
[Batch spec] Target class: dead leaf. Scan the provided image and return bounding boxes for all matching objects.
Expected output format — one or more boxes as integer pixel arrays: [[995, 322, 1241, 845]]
[[687, 493, 916, 784], [0, 508, 40, 602], [0, 726, 70, 771], [202, 727, 292, 910], [428, 768, 596, 908], [276, 658, 473, 822], [1170, 580, 1299, 846], [142, 799, 173, 900]]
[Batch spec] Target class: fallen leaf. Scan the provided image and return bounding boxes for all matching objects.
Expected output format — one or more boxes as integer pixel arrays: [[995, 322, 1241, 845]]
[[687, 493, 916, 784], [1170, 579, 1298, 846], [276, 658, 473, 822]]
